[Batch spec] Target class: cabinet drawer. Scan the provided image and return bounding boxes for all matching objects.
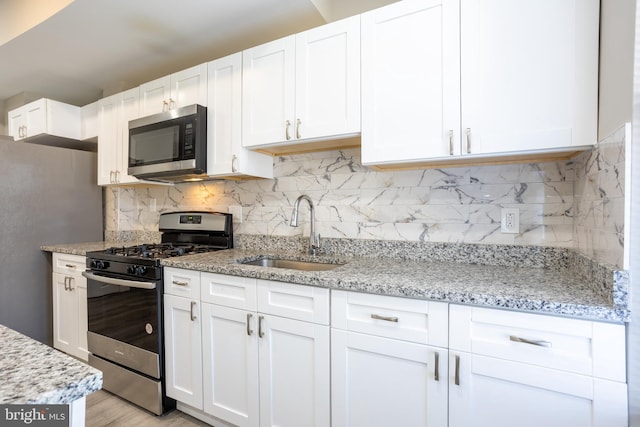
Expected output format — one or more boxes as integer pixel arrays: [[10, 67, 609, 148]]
[[200, 272, 257, 310], [164, 267, 201, 299], [449, 305, 626, 382], [52, 253, 86, 275], [257, 280, 329, 325], [332, 290, 448, 347]]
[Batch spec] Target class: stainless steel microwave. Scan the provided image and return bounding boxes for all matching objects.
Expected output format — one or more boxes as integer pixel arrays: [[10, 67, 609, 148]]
[[128, 104, 207, 182]]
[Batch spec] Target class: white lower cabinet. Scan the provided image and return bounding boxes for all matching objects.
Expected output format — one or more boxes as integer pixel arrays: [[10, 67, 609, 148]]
[[331, 290, 449, 427], [164, 293, 203, 409], [448, 305, 628, 427], [165, 270, 330, 427], [52, 253, 88, 361]]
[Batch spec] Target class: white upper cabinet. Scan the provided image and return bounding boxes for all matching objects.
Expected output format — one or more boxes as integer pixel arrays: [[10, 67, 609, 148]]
[[361, 0, 460, 165], [242, 15, 360, 151], [206, 53, 273, 179], [8, 98, 81, 141], [97, 88, 142, 185], [460, 0, 599, 156], [139, 63, 208, 116], [362, 0, 599, 168]]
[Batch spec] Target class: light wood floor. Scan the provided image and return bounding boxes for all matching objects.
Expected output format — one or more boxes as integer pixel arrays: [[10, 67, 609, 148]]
[[86, 390, 210, 427]]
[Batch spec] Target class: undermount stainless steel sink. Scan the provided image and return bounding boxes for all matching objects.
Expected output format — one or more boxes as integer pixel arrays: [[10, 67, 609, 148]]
[[240, 258, 343, 271]]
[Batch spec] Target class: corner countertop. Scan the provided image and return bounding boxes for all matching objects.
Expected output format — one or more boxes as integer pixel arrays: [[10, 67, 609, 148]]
[[161, 248, 628, 323], [0, 325, 102, 404], [40, 241, 113, 256]]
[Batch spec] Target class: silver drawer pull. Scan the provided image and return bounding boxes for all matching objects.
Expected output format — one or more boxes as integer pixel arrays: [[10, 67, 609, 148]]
[[510, 335, 552, 348], [454, 354, 460, 385], [371, 314, 398, 323], [190, 301, 197, 321], [172, 280, 189, 287], [65, 264, 76, 268], [247, 313, 253, 336], [434, 351, 440, 381]]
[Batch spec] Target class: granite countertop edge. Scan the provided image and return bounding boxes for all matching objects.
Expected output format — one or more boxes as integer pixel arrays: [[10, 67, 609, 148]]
[[0, 325, 103, 405]]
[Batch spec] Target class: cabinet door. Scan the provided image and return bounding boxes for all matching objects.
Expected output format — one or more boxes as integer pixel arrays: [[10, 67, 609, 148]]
[[449, 352, 628, 427], [24, 98, 47, 138], [460, 0, 599, 154], [97, 94, 119, 185], [164, 294, 203, 409], [207, 53, 243, 175], [332, 329, 448, 427], [8, 106, 26, 140], [115, 88, 141, 185], [242, 35, 296, 147], [202, 304, 259, 427], [171, 64, 208, 109], [295, 15, 360, 141], [52, 272, 78, 356], [361, 0, 461, 165], [139, 75, 171, 116], [258, 315, 330, 427]]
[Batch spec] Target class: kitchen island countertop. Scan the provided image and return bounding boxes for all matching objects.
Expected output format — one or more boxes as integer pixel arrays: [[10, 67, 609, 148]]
[[0, 324, 102, 404]]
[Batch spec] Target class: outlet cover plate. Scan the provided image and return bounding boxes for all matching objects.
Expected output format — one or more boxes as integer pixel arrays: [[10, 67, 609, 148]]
[[501, 208, 519, 234]]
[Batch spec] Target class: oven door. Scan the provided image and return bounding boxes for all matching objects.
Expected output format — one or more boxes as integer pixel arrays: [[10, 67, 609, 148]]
[[82, 271, 162, 379]]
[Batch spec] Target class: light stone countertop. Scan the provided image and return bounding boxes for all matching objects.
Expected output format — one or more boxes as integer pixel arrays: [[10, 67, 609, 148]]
[[161, 248, 628, 323], [40, 240, 629, 323], [0, 325, 102, 404]]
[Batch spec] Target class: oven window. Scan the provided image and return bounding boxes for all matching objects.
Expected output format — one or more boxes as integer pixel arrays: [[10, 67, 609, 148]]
[[129, 125, 180, 166], [87, 281, 160, 353]]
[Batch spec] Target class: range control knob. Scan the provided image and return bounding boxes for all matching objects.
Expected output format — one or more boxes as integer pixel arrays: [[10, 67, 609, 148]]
[[95, 260, 108, 269], [127, 265, 136, 275], [135, 266, 148, 276]]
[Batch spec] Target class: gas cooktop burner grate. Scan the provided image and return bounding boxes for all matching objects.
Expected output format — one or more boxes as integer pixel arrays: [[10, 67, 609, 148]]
[[104, 243, 221, 259]]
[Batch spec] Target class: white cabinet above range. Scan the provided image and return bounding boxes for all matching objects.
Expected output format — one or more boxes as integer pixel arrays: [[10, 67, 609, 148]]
[[241, 15, 361, 154], [139, 64, 208, 116]]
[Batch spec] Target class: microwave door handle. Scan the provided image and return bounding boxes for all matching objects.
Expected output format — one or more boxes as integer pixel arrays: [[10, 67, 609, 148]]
[[81, 271, 157, 290]]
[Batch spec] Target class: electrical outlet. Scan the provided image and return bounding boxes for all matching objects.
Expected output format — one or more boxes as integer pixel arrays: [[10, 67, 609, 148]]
[[501, 208, 519, 233], [228, 205, 242, 223]]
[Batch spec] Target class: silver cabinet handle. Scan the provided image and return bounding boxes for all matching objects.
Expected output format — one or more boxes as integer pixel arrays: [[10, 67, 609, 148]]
[[466, 128, 471, 154], [296, 118, 302, 139], [65, 264, 76, 269], [434, 351, 440, 381], [285, 120, 291, 140], [449, 130, 454, 155], [64, 277, 69, 291], [169, 98, 175, 110], [371, 313, 398, 323], [190, 301, 197, 321], [109, 171, 114, 183], [231, 154, 238, 173], [172, 280, 189, 287], [454, 354, 460, 386], [246, 313, 253, 336], [258, 315, 265, 338], [162, 100, 169, 112], [115, 170, 121, 183], [510, 335, 552, 348], [67, 277, 74, 291]]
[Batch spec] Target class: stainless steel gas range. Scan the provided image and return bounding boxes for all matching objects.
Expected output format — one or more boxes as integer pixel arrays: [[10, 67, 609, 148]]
[[83, 211, 233, 415]]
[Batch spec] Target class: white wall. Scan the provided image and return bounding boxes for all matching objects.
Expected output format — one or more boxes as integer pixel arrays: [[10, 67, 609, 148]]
[[599, 0, 636, 141]]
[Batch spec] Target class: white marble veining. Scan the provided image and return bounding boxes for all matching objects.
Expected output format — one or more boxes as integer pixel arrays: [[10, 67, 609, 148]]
[[0, 325, 102, 404]]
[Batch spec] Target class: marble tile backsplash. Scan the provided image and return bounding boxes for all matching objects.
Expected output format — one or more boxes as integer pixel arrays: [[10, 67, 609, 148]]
[[104, 124, 627, 268]]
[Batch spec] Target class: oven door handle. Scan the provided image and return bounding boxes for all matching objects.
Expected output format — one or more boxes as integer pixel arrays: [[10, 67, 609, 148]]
[[82, 271, 157, 290]]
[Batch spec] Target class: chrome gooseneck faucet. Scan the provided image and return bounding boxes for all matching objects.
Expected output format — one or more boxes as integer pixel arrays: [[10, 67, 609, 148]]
[[290, 194, 320, 255]]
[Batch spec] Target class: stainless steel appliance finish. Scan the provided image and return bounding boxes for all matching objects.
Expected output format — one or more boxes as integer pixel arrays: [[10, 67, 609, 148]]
[[85, 211, 233, 415], [128, 104, 207, 183], [0, 136, 102, 344]]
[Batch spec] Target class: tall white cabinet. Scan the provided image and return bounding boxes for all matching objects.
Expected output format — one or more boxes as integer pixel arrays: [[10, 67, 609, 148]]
[[242, 15, 360, 150], [97, 88, 141, 185]]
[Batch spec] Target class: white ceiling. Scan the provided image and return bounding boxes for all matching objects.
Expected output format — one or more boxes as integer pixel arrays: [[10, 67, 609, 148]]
[[0, 0, 397, 108]]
